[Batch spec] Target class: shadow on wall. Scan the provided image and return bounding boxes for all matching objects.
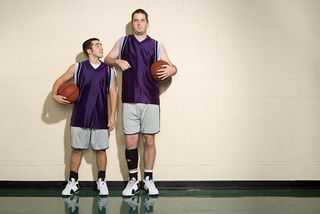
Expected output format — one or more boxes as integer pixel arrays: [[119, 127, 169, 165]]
[[41, 92, 73, 181], [113, 68, 127, 180], [41, 53, 96, 181]]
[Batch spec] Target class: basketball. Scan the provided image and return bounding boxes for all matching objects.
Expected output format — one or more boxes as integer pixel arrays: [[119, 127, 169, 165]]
[[58, 82, 79, 103], [150, 60, 169, 82]]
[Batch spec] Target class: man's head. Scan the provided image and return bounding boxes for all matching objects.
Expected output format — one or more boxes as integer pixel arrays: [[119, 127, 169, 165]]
[[131, 9, 149, 35], [131, 8, 149, 23], [82, 38, 103, 58]]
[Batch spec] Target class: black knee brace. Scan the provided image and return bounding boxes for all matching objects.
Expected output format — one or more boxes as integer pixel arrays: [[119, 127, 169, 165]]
[[125, 148, 138, 170]]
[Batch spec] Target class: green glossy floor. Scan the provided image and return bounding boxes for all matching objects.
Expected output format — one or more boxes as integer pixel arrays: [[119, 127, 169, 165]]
[[0, 189, 320, 213]]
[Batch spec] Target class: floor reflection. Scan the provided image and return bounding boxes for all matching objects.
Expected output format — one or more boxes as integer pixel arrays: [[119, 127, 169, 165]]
[[0, 190, 319, 214]]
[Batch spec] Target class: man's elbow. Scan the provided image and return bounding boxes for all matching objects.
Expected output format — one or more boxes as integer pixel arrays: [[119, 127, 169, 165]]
[[104, 56, 111, 65], [172, 65, 178, 76]]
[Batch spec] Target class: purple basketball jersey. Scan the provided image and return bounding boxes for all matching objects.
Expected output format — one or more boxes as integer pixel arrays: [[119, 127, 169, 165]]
[[71, 60, 112, 129], [120, 34, 160, 105]]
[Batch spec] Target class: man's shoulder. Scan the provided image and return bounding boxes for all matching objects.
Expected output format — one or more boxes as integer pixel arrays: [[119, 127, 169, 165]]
[[121, 35, 131, 40], [78, 59, 89, 65], [100, 61, 114, 72], [147, 35, 159, 42]]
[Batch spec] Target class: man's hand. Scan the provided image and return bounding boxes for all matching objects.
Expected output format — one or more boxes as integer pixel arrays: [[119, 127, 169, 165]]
[[115, 59, 131, 71], [108, 117, 116, 131], [156, 64, 176, 80], [52, 94, 70, 104]]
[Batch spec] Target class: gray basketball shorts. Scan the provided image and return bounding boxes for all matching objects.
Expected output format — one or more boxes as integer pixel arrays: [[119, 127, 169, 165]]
[[122, 103, 160, 135], [71, 126, 109, 150]]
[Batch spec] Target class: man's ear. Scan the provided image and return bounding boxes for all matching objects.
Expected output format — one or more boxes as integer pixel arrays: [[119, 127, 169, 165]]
[[86, 49, 92, 55]]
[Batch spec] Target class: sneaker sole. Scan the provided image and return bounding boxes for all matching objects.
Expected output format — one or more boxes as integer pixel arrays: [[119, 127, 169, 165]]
[[98, 191, 109, 196], [145, 191, 159, 196], [122, 189, 139, 197], [62, 189, 80, 197], [143, 187, 159, 196]]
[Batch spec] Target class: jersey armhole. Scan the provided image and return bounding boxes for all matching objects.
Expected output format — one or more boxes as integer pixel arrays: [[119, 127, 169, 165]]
[[154, 41, 161, 62], [108, 68, 115, 90], [74, 62, 82, 85], [119, 36, 128, 59]]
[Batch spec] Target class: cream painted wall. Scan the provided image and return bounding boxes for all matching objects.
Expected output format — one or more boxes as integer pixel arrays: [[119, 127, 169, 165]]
[[0, 0, 320, 181]]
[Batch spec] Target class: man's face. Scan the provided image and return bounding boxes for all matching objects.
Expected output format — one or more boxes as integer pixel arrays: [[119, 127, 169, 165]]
[[131, 13, 148, 35], [88, 40, 103, 58]]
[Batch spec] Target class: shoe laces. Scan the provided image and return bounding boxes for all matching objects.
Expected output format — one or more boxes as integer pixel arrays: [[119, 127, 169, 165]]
[[128, 178, 137, 186], [145, 179, 156, 188], [66, 178, 76, 187], [98, 179, 107, 188]]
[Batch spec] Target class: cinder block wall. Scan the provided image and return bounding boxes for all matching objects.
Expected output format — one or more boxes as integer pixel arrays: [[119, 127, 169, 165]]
[[0, 0, 320, 181]]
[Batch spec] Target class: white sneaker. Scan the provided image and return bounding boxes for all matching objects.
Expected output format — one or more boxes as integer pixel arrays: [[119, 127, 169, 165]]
[[62, 178, 79, 196], [97, 178, 109, 196], [143, 176, 159, 196], [122, 177, 139, 197]]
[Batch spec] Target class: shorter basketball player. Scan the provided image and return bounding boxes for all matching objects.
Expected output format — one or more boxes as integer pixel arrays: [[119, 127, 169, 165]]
[[52, 38, 117, 196]]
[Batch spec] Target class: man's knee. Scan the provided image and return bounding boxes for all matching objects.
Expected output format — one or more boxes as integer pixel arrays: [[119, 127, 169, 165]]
[[125, 134, 139, 149], [143, 135, 155, 147]]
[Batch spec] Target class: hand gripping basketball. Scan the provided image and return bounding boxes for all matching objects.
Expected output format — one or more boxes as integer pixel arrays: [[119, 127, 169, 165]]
[[58, 82, 79, 103]]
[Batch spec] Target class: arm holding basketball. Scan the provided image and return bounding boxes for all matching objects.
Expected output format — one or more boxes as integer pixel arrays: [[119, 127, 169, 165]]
[[52, 64, 75, 104], [104, 39, 131, 71], [157, 44, 177, 80], [108, 70, 117, 131]]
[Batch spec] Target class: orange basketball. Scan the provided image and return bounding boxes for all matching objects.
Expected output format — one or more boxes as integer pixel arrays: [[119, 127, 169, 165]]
[[58, 82, 79, 103], [150, 60, 169, 82]]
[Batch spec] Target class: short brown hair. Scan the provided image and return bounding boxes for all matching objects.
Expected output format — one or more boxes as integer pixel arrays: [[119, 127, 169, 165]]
[[131, 8, 149, 23], [82, 38, 99, 56]]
